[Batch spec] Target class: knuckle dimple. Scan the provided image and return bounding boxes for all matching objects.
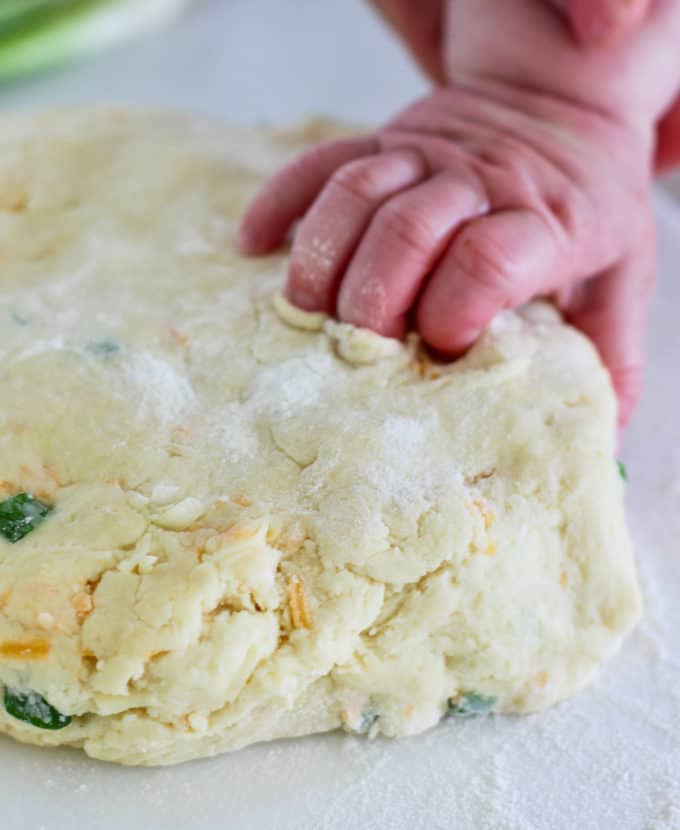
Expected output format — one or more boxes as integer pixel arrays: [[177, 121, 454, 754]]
[[450, 231, 519, 300], [331, 160, 387, 203], [378, 202, 435, 256], [546, 194, 575, 230]]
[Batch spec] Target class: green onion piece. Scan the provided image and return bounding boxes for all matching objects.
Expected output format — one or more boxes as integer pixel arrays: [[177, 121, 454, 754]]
[[9, 311, 29, 326], [617, 460, 628, 482], [0, 0, 195, 83], [0, 1, 79, 39], [0, 493, 51, 543], [86, 337, 122, 356], [355, 705, 379, 734], [447, 691, 497, 717], [345, 704, 380, 735], [4, 687, 71, 730]]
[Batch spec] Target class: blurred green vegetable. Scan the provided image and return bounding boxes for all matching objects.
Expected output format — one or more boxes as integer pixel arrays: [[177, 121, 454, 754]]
[[355, 705, 379, 734], [86, 336, 123, 356], [0, 0, 195, 82], [447, 691, 497, 717], [0, 492, 51, 543], [4, 687, 72, 730]]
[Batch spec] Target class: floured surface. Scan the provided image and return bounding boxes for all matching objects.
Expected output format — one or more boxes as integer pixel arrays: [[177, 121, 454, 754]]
[[0, 111, 640, 766], [0, 189, 677, 829], [0, 0, 676, 824]]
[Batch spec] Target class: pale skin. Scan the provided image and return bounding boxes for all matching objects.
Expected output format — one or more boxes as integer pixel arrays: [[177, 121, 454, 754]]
[[239, 0, 680, 426]]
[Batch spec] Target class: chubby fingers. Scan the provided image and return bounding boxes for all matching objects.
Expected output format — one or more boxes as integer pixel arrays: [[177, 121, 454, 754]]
[[564, 233, 656, 427], [238, 136, 377, 255], [416, 202, 654, 427], [336, 171, 488, 337], [416, 208, 563, 353], [286, 149, 427, 312]]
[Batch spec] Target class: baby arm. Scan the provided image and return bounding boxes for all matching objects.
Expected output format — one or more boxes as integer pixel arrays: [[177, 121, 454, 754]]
[[239, 0, 680, 424]]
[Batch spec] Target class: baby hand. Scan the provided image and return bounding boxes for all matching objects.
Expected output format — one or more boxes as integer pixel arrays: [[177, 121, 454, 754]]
[[239, 84, 654, 424]]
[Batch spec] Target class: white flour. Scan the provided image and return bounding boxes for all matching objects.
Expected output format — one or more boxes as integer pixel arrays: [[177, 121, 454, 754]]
[[200, 351, 334, 463], [123, 352, 197, 424], [206, 402, 261, 461], [380, 414, 432, 453], [362, 413, 448, 509], [3, 0, 680, 822], [246, 351, 335, 418], [7, 195, 678, 830]]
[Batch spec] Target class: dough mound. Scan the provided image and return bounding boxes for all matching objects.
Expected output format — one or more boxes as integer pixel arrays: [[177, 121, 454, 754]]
[[0, 111, 640, 766]]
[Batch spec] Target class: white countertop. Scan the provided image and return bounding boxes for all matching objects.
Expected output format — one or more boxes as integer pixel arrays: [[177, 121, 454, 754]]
[[0, 0, 427, 122], [0, 3, 679, 829]]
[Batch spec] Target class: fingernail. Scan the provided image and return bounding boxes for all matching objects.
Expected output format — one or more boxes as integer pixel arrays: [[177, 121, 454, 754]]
[[286, 286, 318, 311]]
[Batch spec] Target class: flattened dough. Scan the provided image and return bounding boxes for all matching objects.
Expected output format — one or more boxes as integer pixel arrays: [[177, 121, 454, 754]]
[[0, 111, 640, 765]]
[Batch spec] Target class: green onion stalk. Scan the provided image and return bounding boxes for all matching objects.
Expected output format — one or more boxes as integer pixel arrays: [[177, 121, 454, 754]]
[[0, 0, 196, 82]]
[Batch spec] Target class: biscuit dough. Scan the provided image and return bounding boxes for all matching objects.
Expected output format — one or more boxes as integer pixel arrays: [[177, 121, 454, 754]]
[[0, 111, 641, 765]]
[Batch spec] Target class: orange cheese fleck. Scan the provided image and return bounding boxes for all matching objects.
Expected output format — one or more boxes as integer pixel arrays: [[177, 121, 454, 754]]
[[0, 638, 51, 661], [225, 524, 256, 542], [72, 592, 94, 621], [473, 499, 496, 530], [168, 325, 191, 345], [287, 577, 312, 630]]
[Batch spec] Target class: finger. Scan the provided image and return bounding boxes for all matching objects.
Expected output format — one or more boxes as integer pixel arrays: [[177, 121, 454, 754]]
[[655, 95, 680, 173], [417, 208, 562, 354], [336, 171, 488, 338], [237, 136, 377, 255], [564, 0, 652, 44], [564, 237, 656, 427], [286, 149, 426, 312]]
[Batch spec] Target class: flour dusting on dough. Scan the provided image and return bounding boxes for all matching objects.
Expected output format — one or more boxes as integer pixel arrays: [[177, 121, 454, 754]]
[[0, 111, 640, 767]]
